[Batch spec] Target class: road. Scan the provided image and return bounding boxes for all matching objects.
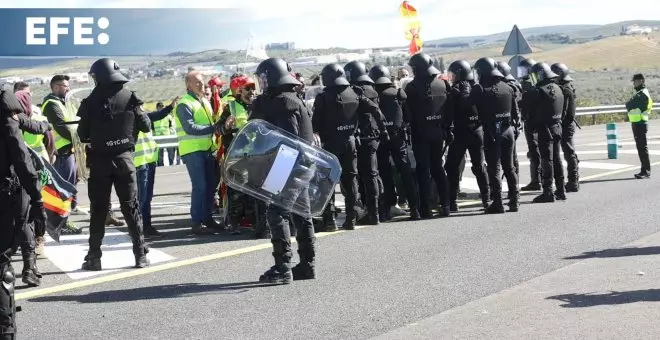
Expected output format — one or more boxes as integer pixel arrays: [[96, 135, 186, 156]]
[[12, 120, 660, 339]]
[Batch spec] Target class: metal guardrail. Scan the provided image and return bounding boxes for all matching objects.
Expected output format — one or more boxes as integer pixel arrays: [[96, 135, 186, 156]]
[[151, 103, 660, 148]]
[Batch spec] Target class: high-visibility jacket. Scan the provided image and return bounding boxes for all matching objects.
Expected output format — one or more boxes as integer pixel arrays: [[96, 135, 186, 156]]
[[228, 100, 249, 130], [153, 115, 174, 136], [628, 88, 653, 123], [23, 114, 49, 160], [134, 131, 159, 167], [174, 93, 217, 156], [41, 98, 75, 150]]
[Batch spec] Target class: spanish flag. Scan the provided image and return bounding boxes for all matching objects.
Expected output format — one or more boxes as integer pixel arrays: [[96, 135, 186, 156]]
[[27, 147, 77, 242]]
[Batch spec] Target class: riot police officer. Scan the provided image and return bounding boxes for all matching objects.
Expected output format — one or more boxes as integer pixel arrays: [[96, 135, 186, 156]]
[[518, 58, 542, 191], [528, 62, 566, 203], [496, 61, 523, 177], [551, 63, 580, 192], [444, 60, 490, 210], [471, 57, 520, 213], [76, 58, 151, 271], [405, 53, 451, 218], [250, 57, 316, 284], [344, 60, 388, 225], [0, 89, 47, 340], [368, 64, 421, 220]]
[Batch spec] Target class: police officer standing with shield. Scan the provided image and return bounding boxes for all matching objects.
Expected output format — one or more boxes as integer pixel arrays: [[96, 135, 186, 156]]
[[76, 58, 151, 271], [250, 58, 316, 284], [551, 63, 580, 191], [405, 53, 451, 218], [444, 60, 490, 210], [0, 89, 47, 340], [518, 58, 542, 191], [528, 62, 566, 203], [368, 65, 421, 220], [471, 57, 520, 213]]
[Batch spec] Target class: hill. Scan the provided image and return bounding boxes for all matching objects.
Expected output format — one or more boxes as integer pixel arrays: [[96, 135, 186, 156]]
[[426, 24, 600, 45]]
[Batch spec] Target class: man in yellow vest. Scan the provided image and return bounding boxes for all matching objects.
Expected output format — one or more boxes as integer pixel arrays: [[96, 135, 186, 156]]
[[175, 70, 224, 235], [135, 97, 179, 238], [153, 101, 179, 166], [626, 73, 653, 179], [42, 75, 83, 235]]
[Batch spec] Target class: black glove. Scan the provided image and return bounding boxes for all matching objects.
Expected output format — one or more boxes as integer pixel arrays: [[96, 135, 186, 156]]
[[29, 200, 47, 225]]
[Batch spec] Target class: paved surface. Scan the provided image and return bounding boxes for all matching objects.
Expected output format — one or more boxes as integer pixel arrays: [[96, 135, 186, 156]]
[[12, 120, 660, 339]]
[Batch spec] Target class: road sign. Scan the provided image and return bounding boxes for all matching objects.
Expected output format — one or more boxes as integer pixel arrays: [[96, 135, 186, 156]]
[[508, 55, 526, 79], [502, 25, 533, 56]]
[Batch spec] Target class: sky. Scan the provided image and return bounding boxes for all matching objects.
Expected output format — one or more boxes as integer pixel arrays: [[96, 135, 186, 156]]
[[3, 0, 660, 52]]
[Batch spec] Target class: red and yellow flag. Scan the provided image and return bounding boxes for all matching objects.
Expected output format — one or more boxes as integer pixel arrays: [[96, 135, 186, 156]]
[[399, 1, 423, 55]]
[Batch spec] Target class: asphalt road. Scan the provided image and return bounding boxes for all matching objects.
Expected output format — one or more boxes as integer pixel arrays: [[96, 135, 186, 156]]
[[12, 120, 660, 339]]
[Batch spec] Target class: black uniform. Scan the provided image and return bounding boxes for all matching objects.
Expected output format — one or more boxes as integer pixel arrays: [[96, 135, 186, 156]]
[[496, 61, 523, 179], [252, 57, 316, 285], [626, 74, 652, 179], [557, 80, 579, 189], [77, 58, 151, 271], [528, 64, 566, 203], [0, 90, 47, 340], [444, 80, 490, 210]]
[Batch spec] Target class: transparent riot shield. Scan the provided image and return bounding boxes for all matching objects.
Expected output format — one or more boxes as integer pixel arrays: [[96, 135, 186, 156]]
[[222, 119, 342, 218], [65, 87, 92, 183]]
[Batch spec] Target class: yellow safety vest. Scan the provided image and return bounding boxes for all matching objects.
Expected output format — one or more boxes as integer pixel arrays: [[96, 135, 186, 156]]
[[41, 98, 76, 150], [153, 114, 174, 136], [228, 100, 249, 130], [134, 131, 159, 167], [23, 115, 49, 160], [174, 93, 217, 156], [628, 88, 653, 123]]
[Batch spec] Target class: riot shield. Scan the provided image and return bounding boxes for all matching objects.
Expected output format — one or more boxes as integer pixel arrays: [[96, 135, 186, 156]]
[[222, 119, 341, 218], [65, 87, 92, 183]]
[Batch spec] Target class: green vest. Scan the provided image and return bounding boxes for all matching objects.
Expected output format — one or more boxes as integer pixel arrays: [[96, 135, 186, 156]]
[[23, 114, 49, 160], [228, 100, 249, 130], [628, 88, 653, 123], [134, 131, 159, 167], [174, 93, 217, 156], [222, 93, 235, 104], [153, 115, 174, 136], [41, 98, 75, 150]]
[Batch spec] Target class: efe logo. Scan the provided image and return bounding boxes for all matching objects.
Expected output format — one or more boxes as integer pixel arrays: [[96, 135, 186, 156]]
[[26, 17, 110, 45]]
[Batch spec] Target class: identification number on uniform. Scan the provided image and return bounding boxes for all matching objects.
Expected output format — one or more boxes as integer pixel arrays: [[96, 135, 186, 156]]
[[106, 138, 130, 147]]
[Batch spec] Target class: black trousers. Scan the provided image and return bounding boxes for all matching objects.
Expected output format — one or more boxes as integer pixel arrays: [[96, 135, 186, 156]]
[[357, 139, 381, 217], [412, 137, 450, 211], [15, 190, 34, 257], [0, 179, 21, 340], [87, 152, 146, 259], [377, 134, 419, 210], [632, 122, 650, 173], [538, 124, 565, 192], [524, 123, 541, 184], [323, 138, 359, 220], [561, 122, 580, 182], [484, 127, 518, 203], [446, 127, 489, 203]]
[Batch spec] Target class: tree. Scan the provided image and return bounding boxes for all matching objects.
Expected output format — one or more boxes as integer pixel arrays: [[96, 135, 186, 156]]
[[386, 56, 392, 66]]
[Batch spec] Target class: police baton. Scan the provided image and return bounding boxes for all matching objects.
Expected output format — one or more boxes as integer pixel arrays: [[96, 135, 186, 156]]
[[574, 119, 582, 129], [64, 119, 81, 125]]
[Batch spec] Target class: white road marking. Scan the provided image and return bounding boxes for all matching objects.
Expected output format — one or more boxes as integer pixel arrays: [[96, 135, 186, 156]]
[[516, 160, 633, 170]]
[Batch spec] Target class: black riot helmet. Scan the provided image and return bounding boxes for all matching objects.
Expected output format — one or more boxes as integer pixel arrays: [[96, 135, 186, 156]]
[[517, 57, 537, 79], [408, 52, 440, 77], [89, 58, 128, 86], [473, 57, 504, 84], [368, 65, 392, 85], [551, 63, 573, 81], [254, 57, 300, 94], [321, 63, 350, 87], [530, 62, 559, 84], [447, 60, 473, 82], [496, 61, 516, 82], [344, 61, 374, 84]]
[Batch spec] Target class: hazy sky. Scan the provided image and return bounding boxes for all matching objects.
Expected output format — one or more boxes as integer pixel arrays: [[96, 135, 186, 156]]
[[4, 0, 660, 51]]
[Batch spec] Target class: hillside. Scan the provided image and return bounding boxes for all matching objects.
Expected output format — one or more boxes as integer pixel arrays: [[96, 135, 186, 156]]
[[426, 24, 600, 45]]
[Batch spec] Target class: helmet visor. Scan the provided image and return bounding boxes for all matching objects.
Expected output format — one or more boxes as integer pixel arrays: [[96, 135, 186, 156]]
[[517, 66, 529, 79], [529, 71, 540, 86], [447, 71, 457, 84], [254, 73, 267, 95], [471, 68, 480, 84]]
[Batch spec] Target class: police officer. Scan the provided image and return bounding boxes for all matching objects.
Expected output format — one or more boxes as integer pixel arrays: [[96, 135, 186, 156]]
[[626, 73, 653, 179], [250, 57, 316, 284], [0, 89, 47, 340], [405, 53, 451, 218], [551, 63, 580, 190], [344, 60, 388, 225], [369, 65, 421, 220], [496, 61, 523, 177], [518, 58, 542, 191], [444, 60, 490, 210], [471, 57, 520, 213], [528, 62, 566, 203], [76, 58, 151, 271]]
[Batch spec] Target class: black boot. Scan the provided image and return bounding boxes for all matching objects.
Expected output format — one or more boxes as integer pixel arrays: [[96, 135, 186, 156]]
[[260, 242, 293, 284], [292, 246, 316, 281], [565, 180, 580, 192], [22, 253, 41, 287], [533, 189, 555, 203], [485, 193, 505, 214], [81, 254, 102, 271], [408, 208, 421, 221], [508, 191, 520, 212], [449, 201, 459, 212]]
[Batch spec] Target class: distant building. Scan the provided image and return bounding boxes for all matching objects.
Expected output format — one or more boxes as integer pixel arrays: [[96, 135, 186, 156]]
[[266, 42, 296, 50], [623, 24, 653, 35]]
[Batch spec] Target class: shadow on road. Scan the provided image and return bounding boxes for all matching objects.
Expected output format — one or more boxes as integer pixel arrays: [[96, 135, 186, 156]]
[[581, 177, 638, 185], [27, 281, 278, 303], [547, 289, 660, 308], [564, 246, 660, 260]]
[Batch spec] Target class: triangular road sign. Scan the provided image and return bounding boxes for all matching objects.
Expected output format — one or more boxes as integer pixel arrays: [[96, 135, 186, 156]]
[[502, 25, 533, 56]]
